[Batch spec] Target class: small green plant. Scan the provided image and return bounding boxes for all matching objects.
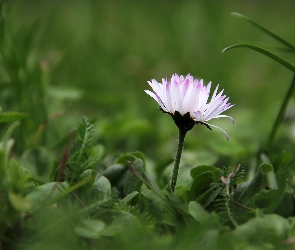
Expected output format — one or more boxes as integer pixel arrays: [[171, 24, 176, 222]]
[[1, 2, 295, 249]]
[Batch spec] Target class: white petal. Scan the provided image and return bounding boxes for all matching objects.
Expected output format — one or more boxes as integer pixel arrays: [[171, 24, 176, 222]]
[[194, 111, 202, 121], [212, 115, 234, 124], [148, 80, 163, 99], [144, 90, 166, 111], [171, 79, 184, 114], [164, 82, 173, 113], [204, 122, 230, 141]]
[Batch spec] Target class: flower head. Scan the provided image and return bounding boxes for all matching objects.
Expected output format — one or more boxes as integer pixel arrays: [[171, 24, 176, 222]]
[[145, 73, 234, 140]]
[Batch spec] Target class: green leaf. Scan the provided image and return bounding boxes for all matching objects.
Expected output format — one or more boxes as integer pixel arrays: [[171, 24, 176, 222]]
[[197, 186, 222, 208], [230, 214, 289, 247], [73, 227, 101, 239], [0, 122, 18, 184], [274, 192, 293, 218], [231, 12, 295, 51], [7, 159, 31, 192], [190, 165, 219, 179], [188, 201, 210, 224], [253, 164, 290, 216], [253, 189, 280, 213], [8, 192, 32, 212], [142, 189, 177, 226], [123, 161, 166, 205], [0, 112, 27, 123], [1, 122, 19, 156], [102, 211, 140, 237], [116, 151, 146, 170], [92, 175, 111, 201], [222, 43, 295, 72], [66, 117, 99, 182], [74, 219, 106, 239], [122, 158, 143, 196], [189, 172, 214, 201], [26, 182, 69, 208], [82, 219, 106, 233], [91, 210, 140, 237], [77, 169, 97, 189], [259, 163, 274, 175], [69, 117, 98, 166], [254, 189, 293, 217], [103, 164, 127, 186], [231, 167, 264, 220], [120, 191, 138, 205], [166, 192, 190, 215]]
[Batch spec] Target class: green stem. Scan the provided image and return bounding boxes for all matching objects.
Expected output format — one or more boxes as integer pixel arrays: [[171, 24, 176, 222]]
[[170, 128, 187, 193], [267, 73, 295, 150]]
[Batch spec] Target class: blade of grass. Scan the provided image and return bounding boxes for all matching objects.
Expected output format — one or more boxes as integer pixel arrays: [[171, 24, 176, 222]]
[[267, 74, 295, 150], [222, 43, 295, 72], [231, 12, 295, 51]]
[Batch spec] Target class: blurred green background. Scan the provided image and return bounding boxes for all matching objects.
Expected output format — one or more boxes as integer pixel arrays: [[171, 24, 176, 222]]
[[1, 0, 295, 168]]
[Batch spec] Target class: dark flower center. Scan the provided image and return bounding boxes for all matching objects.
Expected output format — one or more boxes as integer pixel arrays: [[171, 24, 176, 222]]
[[171, 111, 195, 132], [159, 108, 212, 132]]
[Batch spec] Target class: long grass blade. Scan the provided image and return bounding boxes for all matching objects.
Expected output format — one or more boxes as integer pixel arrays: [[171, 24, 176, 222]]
[[222, 43, 295, 72], [231, 12, 295, 51]]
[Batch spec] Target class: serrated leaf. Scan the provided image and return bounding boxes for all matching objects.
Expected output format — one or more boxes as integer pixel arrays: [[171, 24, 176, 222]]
[[66, 117, 99, 183], [231, 12, 295, 51], [0, 112, 27, 123], [70, 117, 98, 164], [222, 43, 295, 72]]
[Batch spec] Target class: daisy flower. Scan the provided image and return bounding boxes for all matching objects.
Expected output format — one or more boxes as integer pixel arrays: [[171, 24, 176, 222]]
[[145, 73, 234, 140]]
